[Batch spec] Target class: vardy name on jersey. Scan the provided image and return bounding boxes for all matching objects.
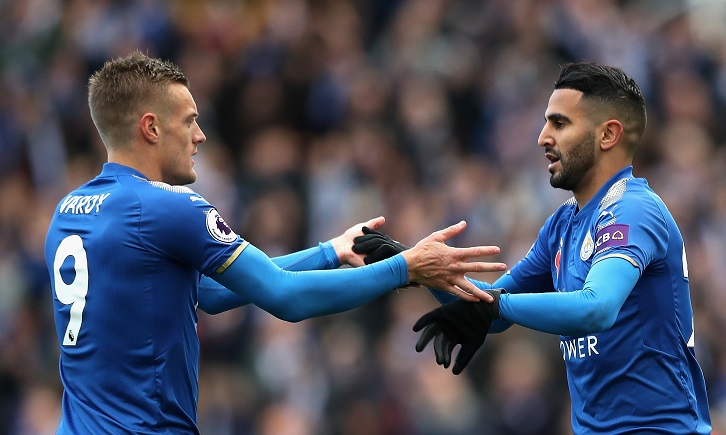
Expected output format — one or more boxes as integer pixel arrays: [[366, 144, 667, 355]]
[[59, 193, 111, 214]]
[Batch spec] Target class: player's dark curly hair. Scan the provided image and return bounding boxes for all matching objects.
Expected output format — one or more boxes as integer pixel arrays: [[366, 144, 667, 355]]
[[555, 61, 646, 149], [88, 50, 189, 148]]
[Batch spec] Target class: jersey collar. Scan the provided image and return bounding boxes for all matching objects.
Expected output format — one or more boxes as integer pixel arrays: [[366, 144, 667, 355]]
[[575, 166, 634, 219], [100, 162, 150, 180]]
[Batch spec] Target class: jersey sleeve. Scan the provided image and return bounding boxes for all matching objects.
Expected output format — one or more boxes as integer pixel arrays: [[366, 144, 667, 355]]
[[134, 184, 245, 276], [271, 241, 341, 270], [592, 188, 668, 271], [198, 241, 342, 314], [212, 243, 409, 322], [498, 257, 639, 335]]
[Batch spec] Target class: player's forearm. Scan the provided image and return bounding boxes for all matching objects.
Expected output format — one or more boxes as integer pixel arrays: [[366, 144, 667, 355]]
[[498, 258, 638, 335], [198, 275, 250, 314], [199, 242, 341, 314], [271, 241, 340, 270], [213, 243, 408, 322]]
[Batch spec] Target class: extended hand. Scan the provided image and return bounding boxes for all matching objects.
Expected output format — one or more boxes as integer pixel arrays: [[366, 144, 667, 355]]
[[413, 289, 502, 374], [330, 216, 386, 267], [402, 221, 506, 302], [352, 226, 409, 264]]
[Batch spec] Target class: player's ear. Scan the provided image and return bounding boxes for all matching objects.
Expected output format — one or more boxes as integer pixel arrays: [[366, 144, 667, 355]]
[[599, 119, 623, 151], [140, 113, 159, 144]]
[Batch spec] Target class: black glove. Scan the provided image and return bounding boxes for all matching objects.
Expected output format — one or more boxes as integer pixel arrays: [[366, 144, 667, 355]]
[[413, 289, 502, 375], [352, 226, 409, 265]]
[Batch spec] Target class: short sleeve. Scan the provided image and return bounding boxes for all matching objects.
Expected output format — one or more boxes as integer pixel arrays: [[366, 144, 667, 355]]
[[593, 187, 668, 271], [135, 183, 246, 276]]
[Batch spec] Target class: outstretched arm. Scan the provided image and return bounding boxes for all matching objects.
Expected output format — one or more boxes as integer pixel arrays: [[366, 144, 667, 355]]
[[198, 244, 339, 314], [210, 221, 506, 322], [198, 216, 387, 314], [412, 257, 638, 375], [498, 256, 638, 335], [275, 215, 388, 269]]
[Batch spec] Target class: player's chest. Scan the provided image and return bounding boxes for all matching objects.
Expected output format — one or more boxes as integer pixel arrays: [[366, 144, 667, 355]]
[[552, 218, 596, 291]]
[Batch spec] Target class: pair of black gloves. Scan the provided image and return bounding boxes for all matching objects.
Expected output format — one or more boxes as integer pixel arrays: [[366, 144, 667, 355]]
[[352, 227, 502, 375]]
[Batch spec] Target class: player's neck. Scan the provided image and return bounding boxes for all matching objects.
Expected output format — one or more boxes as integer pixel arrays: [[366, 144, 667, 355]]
[[573, 164, 630, 209], [108, 151, 159, 181]]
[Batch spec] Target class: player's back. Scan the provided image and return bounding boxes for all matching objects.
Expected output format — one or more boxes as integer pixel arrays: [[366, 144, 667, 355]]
[[45, 164, 201, 434]]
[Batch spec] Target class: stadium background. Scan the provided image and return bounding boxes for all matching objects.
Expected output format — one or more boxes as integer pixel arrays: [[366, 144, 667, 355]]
[[1, 0, 725, 433]]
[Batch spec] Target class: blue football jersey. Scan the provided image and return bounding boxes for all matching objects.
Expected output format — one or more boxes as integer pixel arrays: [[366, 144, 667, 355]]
[[509, 167, 711, 434], [45, 163, 246, 434]]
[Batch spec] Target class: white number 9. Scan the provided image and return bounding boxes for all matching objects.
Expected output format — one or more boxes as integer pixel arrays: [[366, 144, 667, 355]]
[[53, 235, 89, 346]]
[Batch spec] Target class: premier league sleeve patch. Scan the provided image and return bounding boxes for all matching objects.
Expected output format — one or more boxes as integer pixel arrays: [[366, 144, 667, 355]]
[[594, 224, 629, 255], [205, 209, 238, 243]]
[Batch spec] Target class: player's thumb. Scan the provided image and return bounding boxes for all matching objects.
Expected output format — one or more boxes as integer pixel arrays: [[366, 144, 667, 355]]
[[365, 216, 386, 231]]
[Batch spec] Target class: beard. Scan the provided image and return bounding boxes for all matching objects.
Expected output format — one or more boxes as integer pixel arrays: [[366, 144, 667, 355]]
[[549, 131, 596, 192]]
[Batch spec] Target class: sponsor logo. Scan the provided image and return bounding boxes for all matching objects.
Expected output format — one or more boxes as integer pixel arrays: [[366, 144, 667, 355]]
[[594, 224, 629, 255], [560, 335, 599, 360], [205, 209, 237, 243]]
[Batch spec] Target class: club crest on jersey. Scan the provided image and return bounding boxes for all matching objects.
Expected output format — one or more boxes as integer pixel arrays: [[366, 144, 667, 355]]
[[555, 238, 563, 279], [205, 209, 237, 243], [595, 224, 629, 255], [580, 231, 594, 261]]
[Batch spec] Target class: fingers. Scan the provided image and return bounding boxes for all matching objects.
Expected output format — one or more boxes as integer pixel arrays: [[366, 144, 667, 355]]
[[413, 312, 435, 333], [415, 325, 438, 352], [362, 226, 383, 236], [453, 344, 478, 375], [364, 216, 385, 231], [352, 236, 386, 254], [453, 245, 502, 259], [454, 259, 508, 274], [370, 245, 404, 263], [442, 338, 454, 369], [438, 284, 481, 302], [451, 281, 494, 303], [424, 220, 467, 244], [433, 333, 453, 368]]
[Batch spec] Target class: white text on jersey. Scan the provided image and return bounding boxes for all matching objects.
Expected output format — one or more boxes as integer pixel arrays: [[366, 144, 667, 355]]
[[59, 193, 111, 214], [560, 335, 599, 360]]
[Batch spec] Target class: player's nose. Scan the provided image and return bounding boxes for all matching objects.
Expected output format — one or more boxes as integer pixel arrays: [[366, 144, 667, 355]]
[[193, 123, 206, 145], [537, 124, 552, 148]]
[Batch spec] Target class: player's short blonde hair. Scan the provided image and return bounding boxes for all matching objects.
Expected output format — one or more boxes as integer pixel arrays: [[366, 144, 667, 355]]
[[88, 50, 189, 148]]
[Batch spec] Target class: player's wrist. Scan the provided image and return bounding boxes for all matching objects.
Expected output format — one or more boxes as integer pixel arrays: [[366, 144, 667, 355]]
[[400, 248, 421, 283], [475, 289, 502, 319], [319, 240, 341, 268], [328, 236, 352, 265]]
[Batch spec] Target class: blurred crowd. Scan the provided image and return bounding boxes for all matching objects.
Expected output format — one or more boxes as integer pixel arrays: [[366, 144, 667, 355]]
[[1, 0, 726, 433]]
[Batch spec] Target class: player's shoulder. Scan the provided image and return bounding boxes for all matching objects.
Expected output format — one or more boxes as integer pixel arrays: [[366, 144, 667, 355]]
[[598, 176, 659, 213], [117, 177, 238, 243], [119, 175, 211, 207]]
